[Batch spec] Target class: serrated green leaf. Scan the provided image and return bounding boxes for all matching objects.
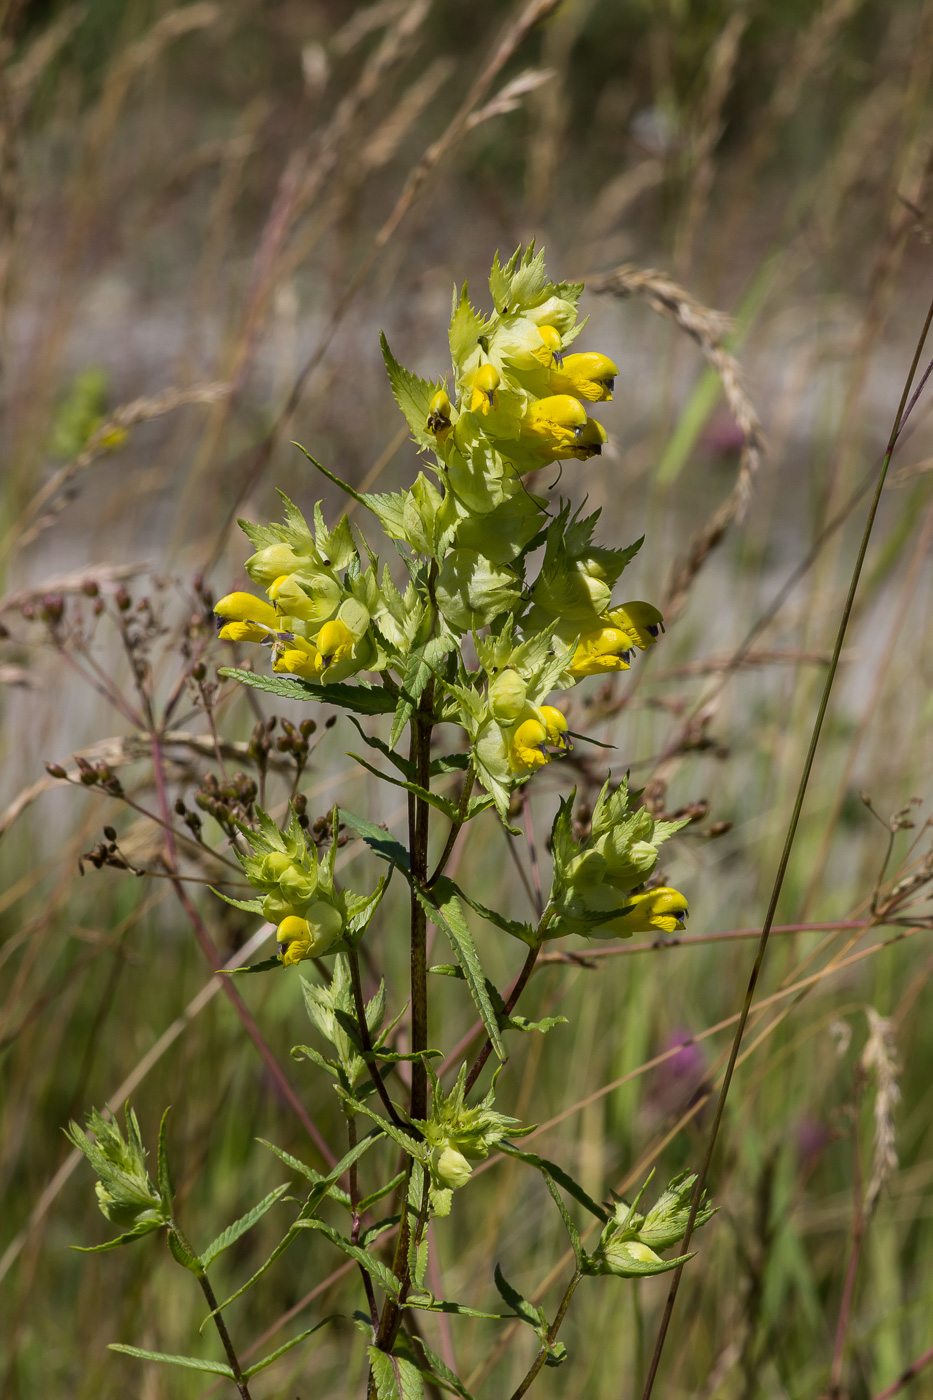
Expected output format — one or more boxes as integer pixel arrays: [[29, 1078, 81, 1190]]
[[493, 1263, 546, 1330], [201, 1184, 291, 1269], [341, 810, 411, 873], [410, 1336, 476, 1400], [219, 667, 397, 715], [225, 955, 283, 976], [208, 887, 265, 915], [404, 1296, 509, 1319], [167, 1228, 202, 1273], [498, 1143, 609, 1223], [347, 716, 415, 779], [241, 1316, 341, 1380], [156, 1109, 174, 1215], [430, 752, 472, 777], [348, 753, 457, 821], [358, 1170, 407, 1213], [380, 333, 445, 453], [299, 1218, 403, 1299], [107, 1345, 233, 1378], [415, 879, 506, 1061], [71, 1222, 161, 1253], [456, 887, 537, 946]]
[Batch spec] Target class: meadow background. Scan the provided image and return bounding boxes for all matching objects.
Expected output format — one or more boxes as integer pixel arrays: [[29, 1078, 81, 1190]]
[[2, 1, 933, 1396]]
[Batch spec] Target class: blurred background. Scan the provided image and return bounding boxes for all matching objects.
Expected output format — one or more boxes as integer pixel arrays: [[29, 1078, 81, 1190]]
[[2, 0, 933, 1396]]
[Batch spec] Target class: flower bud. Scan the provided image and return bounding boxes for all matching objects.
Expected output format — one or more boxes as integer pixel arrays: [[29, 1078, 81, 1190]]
[[489, 668, 526, 722], [278, 863, 318, 904], [430, 1143, 473, 1192]]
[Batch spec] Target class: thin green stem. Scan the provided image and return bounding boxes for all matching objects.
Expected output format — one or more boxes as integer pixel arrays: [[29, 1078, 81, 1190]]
[[170, 1222, 252, 1400], [639, 288, 933, 1400], [427, 763, 475, 887], [409, 683, 434, 1124], [346, 949, 407, 1129], [507, 1268, 582, 1400], [464, 907, 553, 1096]]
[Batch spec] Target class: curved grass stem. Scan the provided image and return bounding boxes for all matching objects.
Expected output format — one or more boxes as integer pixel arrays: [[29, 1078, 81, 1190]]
[[639, 286, 933, 1400]]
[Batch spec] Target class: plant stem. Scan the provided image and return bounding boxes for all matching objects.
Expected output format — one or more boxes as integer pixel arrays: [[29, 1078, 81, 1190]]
[[427, 763, 475, 887], [408, 683, 434, 1124], [347, 949, 407, 1128], [464, 908, 552, 1096], [507, 1267, 582, 1400], [828, 1068, 867, 1396], [170, 1222, 252, 1400]]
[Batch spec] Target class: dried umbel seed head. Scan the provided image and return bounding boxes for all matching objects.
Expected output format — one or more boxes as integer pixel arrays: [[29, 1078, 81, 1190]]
[[45, 762, 68, 779], [115, 586, 132, 612], [41, 594, 65, 623], [82, 579, 99, 598]]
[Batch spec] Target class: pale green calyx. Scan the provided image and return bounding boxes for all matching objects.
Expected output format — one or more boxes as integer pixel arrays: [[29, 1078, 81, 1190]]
[[547, 778, 690, 940]]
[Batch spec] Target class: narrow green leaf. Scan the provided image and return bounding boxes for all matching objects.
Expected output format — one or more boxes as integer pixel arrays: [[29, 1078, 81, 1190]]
[[201, 1184, 291, 1269], [493, 1263, 546, 1330], [292, 442, 370, 507], [404, 1296, 509, 1319], [341, 810, 411, 873], [298, 1217, 403, 1299], [107, 1345, 233, 1378], [219, 667, 396, 716], [348, 752, 457, 820], [456, 886, 537, 946], [225, 955, 283, 976], [241, 1316, 340, 1380], [430, 752, 472, 777], [72, 1223, 160, 1253], [167, 1228, 202, 1273], [347, 717, 414, 779], [156, 1109, 174, 1215], [358, 1170, 406, 1213], [410, 1336, 476, 1400], [416, 879, 506, 1061], [208, 887, 265, 915], [498, 1143, 609, 1223]]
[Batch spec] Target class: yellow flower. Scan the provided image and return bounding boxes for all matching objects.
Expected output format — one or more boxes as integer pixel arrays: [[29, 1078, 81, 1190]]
[[509, 717, 550, 773], [611, 888, 688, 936], [276, 904, 344, 965], [426, 388, 452, 441], [565, 417, 608, 461], [540, 705, 571, 750], [469, 364, 500, 414], [214, 591, 279, 642], [549, 351, 618, 402], [568, 626, 634, 677], [317, 618, 356, 666], [605, 601, 664, 650], [536, 324, 564, 367], [520, 394, 587, 458], [273, 618, 357, 681]]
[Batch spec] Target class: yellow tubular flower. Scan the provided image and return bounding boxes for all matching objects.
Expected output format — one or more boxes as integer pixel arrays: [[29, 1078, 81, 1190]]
[[566, 417, 608, 461], [549, 352, 618, 402], [612, 888, 688, 937], [317, 618, 356, 666], [276, 904, 344, 965], [469, 363, 500, 414], [521, 395, 587, 457], [214, 591, 279, 642], [539, 705, 571, 750], [606, 601, 665, 650], [274, 635, 324, 679], [536, 324, 564, 367], [509, 717, 550, 773], [426, 388, 452, 440], [568, 626, 634, 677]]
